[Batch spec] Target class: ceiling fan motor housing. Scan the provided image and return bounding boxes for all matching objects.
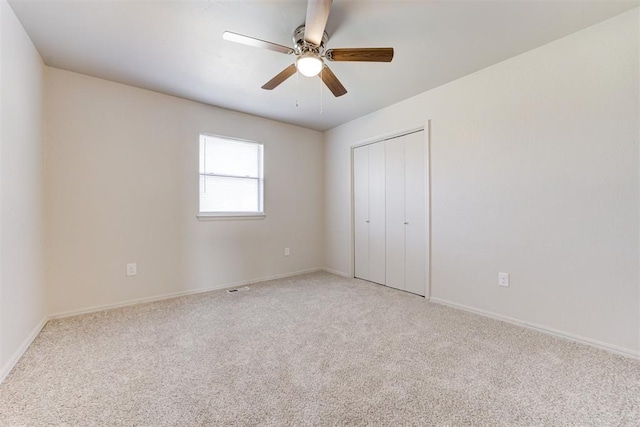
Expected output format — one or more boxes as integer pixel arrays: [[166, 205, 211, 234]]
[[293, 25, 328, 56]]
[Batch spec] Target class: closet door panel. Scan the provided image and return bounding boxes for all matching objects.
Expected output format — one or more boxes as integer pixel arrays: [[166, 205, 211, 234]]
[[368, 142, 386, 285], [404, 132, 427, 296], [385, 139, 405, 291], [353, 146, 369, 281]]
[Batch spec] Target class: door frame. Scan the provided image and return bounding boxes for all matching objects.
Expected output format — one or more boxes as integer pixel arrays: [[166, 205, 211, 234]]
[[350, 121, 432, 299]]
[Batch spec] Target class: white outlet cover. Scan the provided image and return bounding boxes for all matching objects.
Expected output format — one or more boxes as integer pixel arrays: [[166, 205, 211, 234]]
[[498, 272, 509, 287], [126, 263, 137, 276]]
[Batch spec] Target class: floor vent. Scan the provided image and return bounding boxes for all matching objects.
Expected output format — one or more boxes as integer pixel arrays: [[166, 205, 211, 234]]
[[226, 287, 250, 294]]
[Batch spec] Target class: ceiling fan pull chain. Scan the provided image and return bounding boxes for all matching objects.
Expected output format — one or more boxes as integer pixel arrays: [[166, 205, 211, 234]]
[[296, 69, 299, 107]]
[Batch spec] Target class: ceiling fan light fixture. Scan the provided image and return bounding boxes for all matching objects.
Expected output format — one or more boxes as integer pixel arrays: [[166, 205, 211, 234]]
[[296, 51, 324, 77]]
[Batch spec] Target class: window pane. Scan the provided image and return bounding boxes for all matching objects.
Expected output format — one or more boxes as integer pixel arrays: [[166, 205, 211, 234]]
[[200, 175, 261, 213], [201, 137, 259, 178]]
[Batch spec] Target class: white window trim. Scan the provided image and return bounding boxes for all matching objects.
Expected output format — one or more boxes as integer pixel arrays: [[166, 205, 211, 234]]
[[198, 134, 264, 219], [197, 212, 266, 221]]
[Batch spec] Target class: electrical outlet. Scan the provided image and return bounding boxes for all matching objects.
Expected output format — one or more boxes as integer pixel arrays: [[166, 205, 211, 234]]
[[126, 263, 137, 277], [284, 247, 290, 256], [498, 272, 509, 287]]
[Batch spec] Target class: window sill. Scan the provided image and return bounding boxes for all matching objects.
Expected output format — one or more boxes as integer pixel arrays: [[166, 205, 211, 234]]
[[197, 213, 266, 221]]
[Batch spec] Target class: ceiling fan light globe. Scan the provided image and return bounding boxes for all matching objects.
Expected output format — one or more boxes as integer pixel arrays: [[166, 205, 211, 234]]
[[296, 53, 324, 77]]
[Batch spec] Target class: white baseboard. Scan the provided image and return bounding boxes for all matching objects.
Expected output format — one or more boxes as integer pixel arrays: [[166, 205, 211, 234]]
[[0, 316, 48, 384], [49, 268, 323, 319], [2, 269, 323, 384], [7, 274, 634, 387], [321, 267, 351, 278], [430, 297, 639, 360]]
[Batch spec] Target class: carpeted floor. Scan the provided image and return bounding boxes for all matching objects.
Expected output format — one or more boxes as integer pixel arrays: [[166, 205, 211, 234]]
[[1, 272, 639, 426]]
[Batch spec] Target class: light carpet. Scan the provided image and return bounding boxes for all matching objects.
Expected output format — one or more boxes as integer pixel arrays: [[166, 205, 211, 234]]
[[1, 272, 639, 426]]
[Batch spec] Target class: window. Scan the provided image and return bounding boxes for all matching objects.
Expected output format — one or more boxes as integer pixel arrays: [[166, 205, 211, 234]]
[[199, 134, 264, 217]]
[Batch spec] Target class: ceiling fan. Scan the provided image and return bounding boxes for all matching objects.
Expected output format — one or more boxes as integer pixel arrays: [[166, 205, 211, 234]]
[[223, 0, 394, 97]]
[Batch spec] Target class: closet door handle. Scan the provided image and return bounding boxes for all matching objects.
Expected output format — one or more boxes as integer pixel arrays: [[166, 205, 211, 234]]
[[404, 222, 409, 225], [366, 220, 370, 223]]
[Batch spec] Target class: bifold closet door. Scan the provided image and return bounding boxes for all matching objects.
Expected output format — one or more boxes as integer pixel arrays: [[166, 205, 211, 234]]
[[385, 131, 426, 296], [353, 143, 386, 285], [353, 146, 369, 280], [403, 131, 426, 296], [385, 139, 405, 291], [368, 143, 386, 284]]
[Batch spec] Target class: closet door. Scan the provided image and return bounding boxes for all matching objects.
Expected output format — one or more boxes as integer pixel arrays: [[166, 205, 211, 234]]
[[385, 139, 405, 291], [353, 146, 370, 281], [353, 143, 385, 285], [404, 132, 427, 296], [384, 130, 427, 296], [354, 131, 425, 293], [368, 142, 386, 285]]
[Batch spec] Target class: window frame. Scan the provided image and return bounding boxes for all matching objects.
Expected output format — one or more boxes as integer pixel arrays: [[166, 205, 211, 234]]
[[197, 134, 265, 220]]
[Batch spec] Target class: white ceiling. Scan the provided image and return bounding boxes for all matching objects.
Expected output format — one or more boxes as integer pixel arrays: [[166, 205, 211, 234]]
[[9, 0, 639, 131]]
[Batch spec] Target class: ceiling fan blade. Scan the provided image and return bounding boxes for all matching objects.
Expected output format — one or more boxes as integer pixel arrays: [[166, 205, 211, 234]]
[[320, 65, 347, 97], [326, 48, 394, 62], [223, 31, 294, 55], [262, 64, 297, 90], [304, 0, 332, 46]]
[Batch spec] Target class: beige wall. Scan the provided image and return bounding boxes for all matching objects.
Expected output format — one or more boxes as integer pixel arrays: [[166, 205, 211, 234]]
[[324, 10, 640, 355], [45, 68, 324, 315], [0, 0, 46, 379]]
